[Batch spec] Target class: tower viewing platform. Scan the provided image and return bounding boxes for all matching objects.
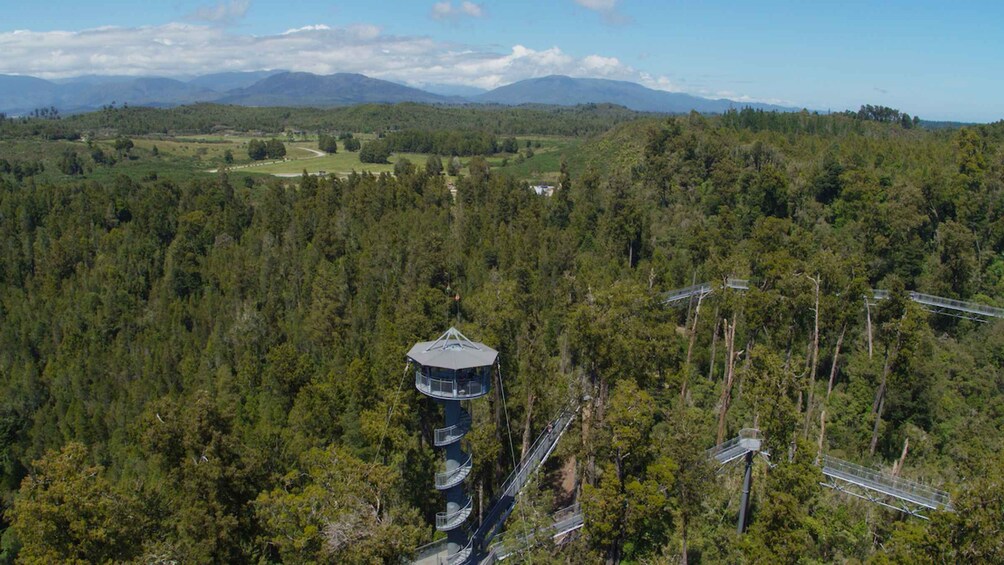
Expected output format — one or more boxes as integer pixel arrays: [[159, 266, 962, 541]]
[[410, 328, 496, 400], [408, 327, 499, 563]]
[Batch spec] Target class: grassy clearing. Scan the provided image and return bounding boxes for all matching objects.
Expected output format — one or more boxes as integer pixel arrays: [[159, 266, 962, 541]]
[[1, 133, 584, 185], [493, 136, 583, 182]]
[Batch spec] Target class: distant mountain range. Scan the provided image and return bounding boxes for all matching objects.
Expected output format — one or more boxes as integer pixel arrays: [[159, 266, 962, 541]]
[[0, 71, 798, 116], [474, 75, 792, 113]]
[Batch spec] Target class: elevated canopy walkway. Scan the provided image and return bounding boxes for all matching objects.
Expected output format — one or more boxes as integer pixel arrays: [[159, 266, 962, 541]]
[[871, 289, 1004, 321], [708, 429, 953, 520], [707, 428, 763, 467], [820, 454, 953, 518], [471, 403, 579, 556], [663, 278, 749, 304], [666, 280, 1004, 321], [412, 401, 579, 565], [487, 503, 584, 562]]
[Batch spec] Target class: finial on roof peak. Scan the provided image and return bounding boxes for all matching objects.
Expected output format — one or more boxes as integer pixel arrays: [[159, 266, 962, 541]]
[[426, 326, 482, 352]]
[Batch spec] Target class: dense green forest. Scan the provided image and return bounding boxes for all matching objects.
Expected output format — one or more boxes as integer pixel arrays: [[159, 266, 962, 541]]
[[1, 105, 1003, 564], [0, 102, 649, 139]]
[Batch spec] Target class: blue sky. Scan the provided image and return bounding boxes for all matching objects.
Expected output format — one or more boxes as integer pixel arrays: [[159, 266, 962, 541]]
[[1, 0, 1002, 121]]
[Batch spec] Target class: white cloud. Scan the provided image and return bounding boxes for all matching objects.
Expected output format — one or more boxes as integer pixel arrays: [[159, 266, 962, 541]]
[[432, 1, 486, 21], [575, 0, 618, 10], [189, 0, 250, 24], [282, 25, 331, 35], [573, 0, 630, 24], [0, 22, 777, 103]]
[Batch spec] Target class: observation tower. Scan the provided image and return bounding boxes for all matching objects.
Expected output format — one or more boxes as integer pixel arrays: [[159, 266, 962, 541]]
[[408, 327, 498, 563]]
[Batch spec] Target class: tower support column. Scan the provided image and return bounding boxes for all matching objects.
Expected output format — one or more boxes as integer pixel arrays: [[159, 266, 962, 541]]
[[737, 450, 754, 533]]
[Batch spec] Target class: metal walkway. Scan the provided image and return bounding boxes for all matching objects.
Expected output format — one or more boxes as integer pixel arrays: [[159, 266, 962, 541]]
[[413, 402, 579, 565], [819, 454, 953, 518], [488, 503, 584, 562], [470, 403, 579, 558], [871, 289, 1004, 321], [706, 428, 763, 468], [663, 278, 750, 304], [666, 280, 1004, 321], [707, 430, 953, 519], [666, 278, 1003, 323]]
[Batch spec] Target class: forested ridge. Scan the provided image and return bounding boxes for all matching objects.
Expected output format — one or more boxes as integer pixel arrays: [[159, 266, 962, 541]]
[[0, 102, 650, 139], [1, 107, 1004, 563]]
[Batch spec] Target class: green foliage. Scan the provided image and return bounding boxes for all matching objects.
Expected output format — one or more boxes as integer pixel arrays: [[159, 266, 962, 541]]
[[265, 138, 286, 159], [342, 136, 362, 151], [359, 139, 391, 163], [379, 129, 498, 156], [425, 154, 443, 175], [56, 148, 83, 176], [247, 138, 267, 160], [318, 133, 338, 153], [256, 446, 425, 563], [0, 104, 1003, 564], [10, 443, 148, 564]]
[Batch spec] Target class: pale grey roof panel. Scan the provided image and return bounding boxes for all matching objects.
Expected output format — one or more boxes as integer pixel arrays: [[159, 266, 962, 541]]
[[406, 327, 499, 370]]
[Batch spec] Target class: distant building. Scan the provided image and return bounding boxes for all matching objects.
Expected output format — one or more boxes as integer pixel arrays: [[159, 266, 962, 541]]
[[531, 184, 555, 196]]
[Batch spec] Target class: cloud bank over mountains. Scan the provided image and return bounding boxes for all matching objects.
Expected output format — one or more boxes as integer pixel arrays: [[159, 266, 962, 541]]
[[0, 20, 764, 101]]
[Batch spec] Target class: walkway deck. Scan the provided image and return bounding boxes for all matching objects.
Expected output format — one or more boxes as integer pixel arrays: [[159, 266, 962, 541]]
[[820, 454, 952, 518], [665, 280, 1004, 321], [707, 428, 763, 467]]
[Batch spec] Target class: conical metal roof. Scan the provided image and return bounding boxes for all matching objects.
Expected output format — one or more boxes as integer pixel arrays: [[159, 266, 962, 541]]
[[406, 327, 499, 370]]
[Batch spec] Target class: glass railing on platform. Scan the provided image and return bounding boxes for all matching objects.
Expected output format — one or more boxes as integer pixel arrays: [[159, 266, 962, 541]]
[[416, 371, 489, 399]]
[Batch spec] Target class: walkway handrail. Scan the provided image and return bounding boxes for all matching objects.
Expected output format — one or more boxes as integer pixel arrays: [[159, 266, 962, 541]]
[[667, 280, 1003, 320], [664, 282, 714, 303], [707, 428, 762, 465], [490, 503, 585, 561], [663, 278, 749, 304], [820, 454, 952, 510], [474, 400, 579, 550], [435, 409, 472, 446], [435, 453, 473, 490], [436, 497, 474, 531], [416, 370, 489, 399], [906, 291, 1004, 319]]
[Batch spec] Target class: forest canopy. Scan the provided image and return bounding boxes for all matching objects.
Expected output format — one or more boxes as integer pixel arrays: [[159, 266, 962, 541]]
[[0, 105, 1003, 563]]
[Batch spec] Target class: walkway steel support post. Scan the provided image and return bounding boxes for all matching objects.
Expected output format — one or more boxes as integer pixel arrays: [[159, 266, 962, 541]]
[[737, 450, 753, 533]]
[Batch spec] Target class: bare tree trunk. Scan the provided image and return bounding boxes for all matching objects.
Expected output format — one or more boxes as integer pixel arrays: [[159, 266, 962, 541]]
[[816, 410, 826, 465], [736, 337, 753, 400], [581, 371, 596, 485], [717, 315, 738, 444], [683, 293, 704, 398], [520, 391, 535, 458], [892, 437, 910, 477], [707, 312, 721, 382], [803, 274, 821, 437], [865, 296, 874, 359], [870, 394, 885, 456], [681, 515, 689, 565], [685, 271, 697, 325], [870, 321, 902, 456], [826, 324, 847, 398], [873, 341, 897, 413]]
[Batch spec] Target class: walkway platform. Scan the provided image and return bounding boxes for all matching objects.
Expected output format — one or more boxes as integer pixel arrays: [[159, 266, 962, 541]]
[[707, 428, 763, 467], [820, 454, 953, 518]]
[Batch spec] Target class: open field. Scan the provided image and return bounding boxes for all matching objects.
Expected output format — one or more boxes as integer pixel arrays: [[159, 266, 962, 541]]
[[1, 133, 581, 184]]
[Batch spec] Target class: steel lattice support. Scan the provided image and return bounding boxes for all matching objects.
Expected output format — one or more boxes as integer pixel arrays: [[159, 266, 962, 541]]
[[820, 478, 936, 519]]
